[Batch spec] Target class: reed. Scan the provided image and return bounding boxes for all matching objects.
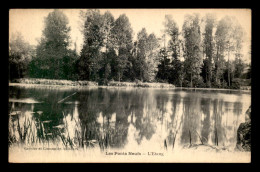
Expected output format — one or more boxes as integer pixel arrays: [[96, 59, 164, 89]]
[[8, 111, 89, 150], [17, 115, 30, 144], [164, 139, 167, 150], [172, 131, 178, 150], [9, 110, 135, 152], [189, 130, 192, 146], [195, 130, 204, 145], [215, 129, 218, 146]]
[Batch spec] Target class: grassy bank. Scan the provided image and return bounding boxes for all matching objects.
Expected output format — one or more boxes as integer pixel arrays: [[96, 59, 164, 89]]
[[175, 86, 251, 93], [10, 78, 251, 91], [10, 78, 176, 88], [12, 78, 98, 86], [107, 81, 175, 88]]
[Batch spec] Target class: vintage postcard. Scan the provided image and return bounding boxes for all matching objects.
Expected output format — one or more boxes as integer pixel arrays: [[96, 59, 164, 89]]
[[8, 8, 251, 163]]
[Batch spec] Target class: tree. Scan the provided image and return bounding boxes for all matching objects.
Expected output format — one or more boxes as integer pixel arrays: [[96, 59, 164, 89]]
[[101, 11, 115, 84], [156, 47, 171, 82], [135, 28, 149, 81], [111, 14, 133, 82], [233, 57, 245, 78], [9, 32, 34, 80], [35, 9, 72, 79], [215, 16, 233, 87], [232, 19, 245, 82], [132, 29, 160, 82], [201, 58, 209, 86], [163, 15, 183, 86], [182, 13, 203, 87], [146, 33, 160, 82], [78, 9, 105, 81], [215, 16, 245, 88], [202, 13, 216, 87], [61, 50, 79, 80]]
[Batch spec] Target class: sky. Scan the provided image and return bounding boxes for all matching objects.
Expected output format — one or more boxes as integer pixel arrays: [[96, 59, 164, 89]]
[[9, 9, 251, 63]]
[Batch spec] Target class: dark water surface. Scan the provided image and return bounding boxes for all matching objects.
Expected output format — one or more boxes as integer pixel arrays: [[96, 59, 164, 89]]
[[8, 86, 251, 151]]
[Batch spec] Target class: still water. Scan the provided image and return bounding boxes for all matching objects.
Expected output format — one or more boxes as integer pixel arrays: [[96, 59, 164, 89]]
[[8, 85, 251, 152]]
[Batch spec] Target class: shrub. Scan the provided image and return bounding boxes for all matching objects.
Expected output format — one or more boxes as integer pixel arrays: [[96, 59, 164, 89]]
[[231, 78, 241, 89]]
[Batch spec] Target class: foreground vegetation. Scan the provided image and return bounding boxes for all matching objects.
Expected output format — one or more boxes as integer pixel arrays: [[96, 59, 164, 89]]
[[8, 110, 112, 150], [8, 108, 223, 152]]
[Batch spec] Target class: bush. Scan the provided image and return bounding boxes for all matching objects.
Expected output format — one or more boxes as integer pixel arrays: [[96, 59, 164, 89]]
[[194, 77, 206, 88], [231, 78, 241, 89], [211, 80, 222, 88]]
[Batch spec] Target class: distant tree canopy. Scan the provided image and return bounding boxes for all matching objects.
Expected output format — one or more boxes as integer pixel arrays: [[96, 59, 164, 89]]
[[9, 10, 251, 89]]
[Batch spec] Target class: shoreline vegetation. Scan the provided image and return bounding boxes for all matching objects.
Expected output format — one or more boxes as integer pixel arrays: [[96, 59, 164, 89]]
[[10, 78, 175, 88], [9, 78, 251, 92]]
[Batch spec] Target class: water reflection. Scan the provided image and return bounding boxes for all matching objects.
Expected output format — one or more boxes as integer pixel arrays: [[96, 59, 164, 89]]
[[8, 86, 251, 151]]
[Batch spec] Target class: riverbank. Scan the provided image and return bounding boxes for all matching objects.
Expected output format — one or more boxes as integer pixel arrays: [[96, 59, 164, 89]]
[[10, 78, 175, 88], [12, 78, 98, 86], [175, 87, 251, 93], [9, 78, 251, 92], [107, 81, 175, 88]]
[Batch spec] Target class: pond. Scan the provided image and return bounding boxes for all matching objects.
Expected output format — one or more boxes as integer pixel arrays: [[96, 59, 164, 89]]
[[8, 85, 251, 162]]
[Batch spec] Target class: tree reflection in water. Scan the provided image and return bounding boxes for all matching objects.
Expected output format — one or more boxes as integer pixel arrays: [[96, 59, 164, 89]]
[[8, 86, 250, 152]]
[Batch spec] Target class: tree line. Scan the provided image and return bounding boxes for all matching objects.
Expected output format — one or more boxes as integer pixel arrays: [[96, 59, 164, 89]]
[[9, 9, 251, 88]]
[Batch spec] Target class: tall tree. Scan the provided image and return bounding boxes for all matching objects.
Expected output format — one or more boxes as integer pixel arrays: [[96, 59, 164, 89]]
[[163, 15, 183, 86], [35, 9, 71, 79], [111, 14, 133, 82], [78, 9, 105, 81], [135, 28, 148, 81], [215, 16, 244, 88], [215, 16, 232, 87], [133, 29, 160, 82], [182, 13, 203, 87], [146, 33, 160, 82], [232, 19, 245, 81], [202, 13, 216, 87], [99, 11, 115, 84]]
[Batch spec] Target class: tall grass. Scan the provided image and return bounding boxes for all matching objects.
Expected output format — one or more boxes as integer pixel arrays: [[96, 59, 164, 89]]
[[215, 129, 218, 146], [9, 109, 125, 152], [9, 110, 223, 152], [195, 130, 204, 145], [189, 130, 192, 145], [8, 111, 49, 147], [172, 131, 178, 150]]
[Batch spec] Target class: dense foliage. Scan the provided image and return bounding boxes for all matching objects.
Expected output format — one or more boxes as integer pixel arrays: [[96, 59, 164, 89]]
[[9, 10, 251, 88]]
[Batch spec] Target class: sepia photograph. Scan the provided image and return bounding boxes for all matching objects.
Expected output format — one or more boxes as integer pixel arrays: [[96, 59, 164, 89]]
[[8, 8, 251, 163]]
